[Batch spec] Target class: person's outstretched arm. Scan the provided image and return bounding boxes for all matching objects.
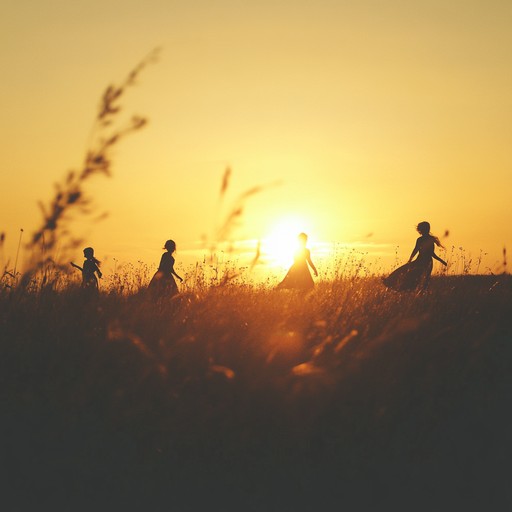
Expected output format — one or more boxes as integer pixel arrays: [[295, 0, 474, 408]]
[[171, 268, 183, 282], [70, 262, 83, 271], [306, 250, 318, 277], [408, 241, 419, 262], [433, 253, 447, 266]]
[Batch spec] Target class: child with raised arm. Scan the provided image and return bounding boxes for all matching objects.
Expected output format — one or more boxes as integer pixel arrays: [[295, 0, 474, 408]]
[[71, 247, 102, 292]]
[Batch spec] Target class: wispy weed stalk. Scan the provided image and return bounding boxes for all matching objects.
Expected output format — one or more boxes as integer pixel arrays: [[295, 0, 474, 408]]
[[23, 49, 160, 285], [206, 166, 280, 282]]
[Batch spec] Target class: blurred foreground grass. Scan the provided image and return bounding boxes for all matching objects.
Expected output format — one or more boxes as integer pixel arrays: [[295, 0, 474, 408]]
[[1, 275, 511, 510]]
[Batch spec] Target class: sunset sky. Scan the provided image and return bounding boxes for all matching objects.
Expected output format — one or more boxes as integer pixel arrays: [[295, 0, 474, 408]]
[[2, 0, 511, 275]]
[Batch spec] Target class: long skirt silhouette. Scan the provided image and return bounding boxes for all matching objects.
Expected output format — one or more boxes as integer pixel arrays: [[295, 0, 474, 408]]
[[278, 259, 314, 291], [383, 257, 433, 291], [82, 275, 99, 295], [148, 271, 179, 297]]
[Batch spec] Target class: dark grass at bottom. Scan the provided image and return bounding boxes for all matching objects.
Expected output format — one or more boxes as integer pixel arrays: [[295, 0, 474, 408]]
[[1, 275, 511, 510]]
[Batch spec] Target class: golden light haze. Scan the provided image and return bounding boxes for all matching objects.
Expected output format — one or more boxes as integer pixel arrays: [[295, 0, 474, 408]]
[[2, 0, 511, 274]]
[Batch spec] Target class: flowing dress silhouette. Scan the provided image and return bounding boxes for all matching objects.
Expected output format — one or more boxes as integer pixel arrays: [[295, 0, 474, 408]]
[[278, 233, 318, 291], [149, 240, 183, 298], [383, 223, 447, 292]]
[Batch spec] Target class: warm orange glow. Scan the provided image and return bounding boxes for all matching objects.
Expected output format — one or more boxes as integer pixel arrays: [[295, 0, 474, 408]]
[[262, 216, 315, 267], [1, 1, 511, 273]]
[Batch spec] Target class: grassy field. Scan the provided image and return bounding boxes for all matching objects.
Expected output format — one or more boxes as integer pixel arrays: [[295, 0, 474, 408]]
[[3, 53, 510, 510], [1, 272, 511, 510]]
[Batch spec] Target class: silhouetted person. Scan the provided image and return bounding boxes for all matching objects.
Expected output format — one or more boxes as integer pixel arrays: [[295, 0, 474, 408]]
[[148, 239, 183, 298], [71, 247, 102, 292], [277, 232, 318, 291], [383, 221, 447, 292]]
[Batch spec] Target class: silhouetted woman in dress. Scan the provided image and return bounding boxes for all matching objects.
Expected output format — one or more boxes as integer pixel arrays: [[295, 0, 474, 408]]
[[383, 221, 447, 292], [71, 247, 102, 292], [148, 239, 183, 298], [277, 232, 318, 291]]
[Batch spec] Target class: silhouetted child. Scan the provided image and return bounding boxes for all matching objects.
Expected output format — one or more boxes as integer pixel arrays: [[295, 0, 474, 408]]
[[277, 232, 318, 291], [71, 247, 102, 292], [383, 221, 447, 292], [148, 239, 183, 298]]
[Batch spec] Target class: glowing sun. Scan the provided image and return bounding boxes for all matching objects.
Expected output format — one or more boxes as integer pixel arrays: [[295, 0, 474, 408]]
[[262, 216, 313, 267]]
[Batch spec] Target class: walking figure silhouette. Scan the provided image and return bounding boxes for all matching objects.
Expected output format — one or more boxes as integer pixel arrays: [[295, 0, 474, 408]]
[[71, 247, 102, 293], [148, 239, 183, 298], [277, 232, 318, 291], [383, 222, 447, 292]]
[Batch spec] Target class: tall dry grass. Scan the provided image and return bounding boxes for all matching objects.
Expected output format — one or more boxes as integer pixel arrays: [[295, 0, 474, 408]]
[[1, 269, 511, 509]]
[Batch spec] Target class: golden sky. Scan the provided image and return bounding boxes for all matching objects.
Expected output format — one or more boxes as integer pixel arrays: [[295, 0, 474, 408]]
[[2, 0, 511, 275]]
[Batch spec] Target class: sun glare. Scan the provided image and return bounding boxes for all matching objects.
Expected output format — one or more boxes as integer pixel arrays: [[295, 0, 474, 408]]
[[262, 217, 313, 267]]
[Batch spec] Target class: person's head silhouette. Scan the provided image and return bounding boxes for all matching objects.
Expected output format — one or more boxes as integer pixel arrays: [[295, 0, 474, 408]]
[[298, 232, 308, 247], [416, 222, 430, 236], [84, 247, 95, 259], [164, 240, 176, 253], [82, 247, 101, 266]]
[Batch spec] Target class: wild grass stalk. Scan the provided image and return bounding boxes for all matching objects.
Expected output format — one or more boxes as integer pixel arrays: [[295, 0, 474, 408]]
[[204, 166, 280, 280], [19, 49, 159, 289]]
